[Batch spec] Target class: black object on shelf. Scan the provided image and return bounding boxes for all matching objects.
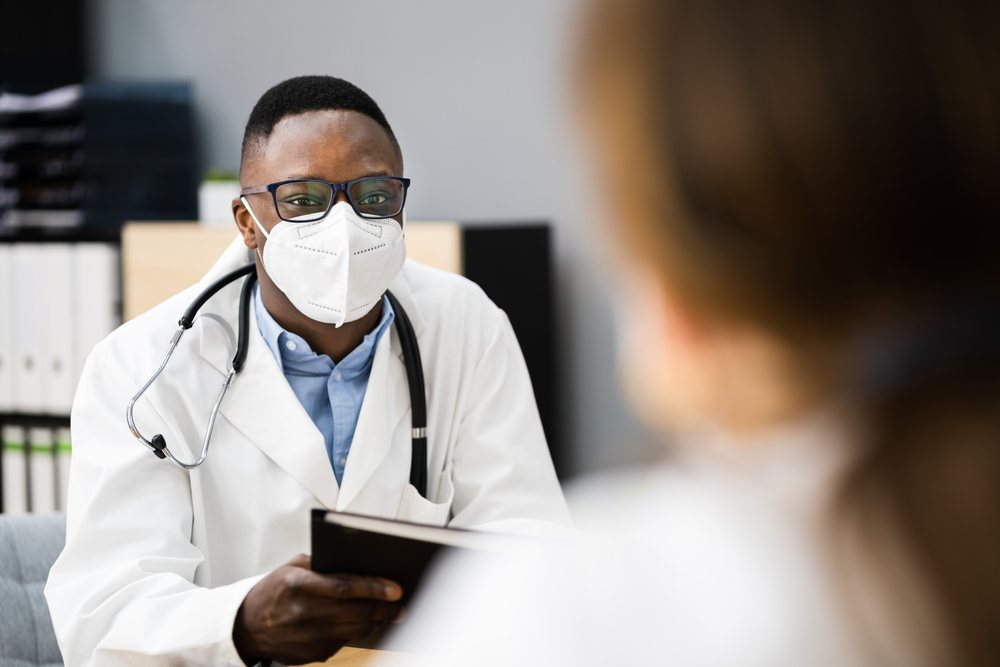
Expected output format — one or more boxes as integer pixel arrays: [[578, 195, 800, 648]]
[[0, 82, 197, 231], [462, 224, 561, 477], [0, 0, 84, 90], [0, 224, 121, 244]]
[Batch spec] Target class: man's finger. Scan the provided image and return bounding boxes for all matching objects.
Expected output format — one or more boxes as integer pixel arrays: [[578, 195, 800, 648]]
[[287, 553, 311, 569], [303, 619, 387, 642], [321, 599, 404, 624], [311, 573, 403, 601]]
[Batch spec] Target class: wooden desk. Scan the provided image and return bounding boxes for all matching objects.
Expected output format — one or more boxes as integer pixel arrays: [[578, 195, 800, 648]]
[[314, 647, 385, 666], [301, 646, 431, 666]]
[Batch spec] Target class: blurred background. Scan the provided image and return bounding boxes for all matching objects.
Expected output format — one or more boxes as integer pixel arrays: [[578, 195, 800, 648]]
[[0, 0, 657, 515]]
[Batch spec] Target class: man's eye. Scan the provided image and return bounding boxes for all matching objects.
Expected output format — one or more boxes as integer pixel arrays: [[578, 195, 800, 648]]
[[357, 192, 389, 205], [285, 196, 323, 207]]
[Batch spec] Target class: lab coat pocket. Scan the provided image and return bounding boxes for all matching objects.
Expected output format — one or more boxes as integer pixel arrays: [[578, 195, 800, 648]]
[[395, 476, 453, 526]]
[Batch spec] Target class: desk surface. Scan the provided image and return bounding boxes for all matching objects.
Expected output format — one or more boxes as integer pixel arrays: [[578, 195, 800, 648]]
[[318, 647, 384, 666], [304, 647, 430, 667]]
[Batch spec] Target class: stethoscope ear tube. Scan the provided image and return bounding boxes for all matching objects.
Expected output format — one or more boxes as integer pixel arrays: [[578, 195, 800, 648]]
[[386, 290, 428, 498], [178, 263, 256, 329], [232, 267, 258, 373]]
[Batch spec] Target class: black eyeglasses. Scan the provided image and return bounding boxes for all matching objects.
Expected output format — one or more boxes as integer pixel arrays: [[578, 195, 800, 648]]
[[240, 177, 411, 222]]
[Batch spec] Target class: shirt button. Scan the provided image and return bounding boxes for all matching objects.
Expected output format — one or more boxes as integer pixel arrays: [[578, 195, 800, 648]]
[[285, 340, 297, 351], [339, 456, 347, 467], [334, 372, 342, 382]]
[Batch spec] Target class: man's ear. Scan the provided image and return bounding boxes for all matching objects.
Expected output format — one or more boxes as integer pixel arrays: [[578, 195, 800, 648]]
[[233, 198, 258, 250]]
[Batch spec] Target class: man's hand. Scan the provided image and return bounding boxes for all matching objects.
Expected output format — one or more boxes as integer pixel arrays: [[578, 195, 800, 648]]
[[233, 554, 404, 666]]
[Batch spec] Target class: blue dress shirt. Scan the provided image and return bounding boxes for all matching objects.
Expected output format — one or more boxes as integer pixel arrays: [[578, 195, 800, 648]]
[[254, 285, 395, 485]]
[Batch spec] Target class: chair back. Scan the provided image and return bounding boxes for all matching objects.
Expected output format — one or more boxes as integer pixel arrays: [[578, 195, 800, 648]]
[[0, 513, 66, 667]]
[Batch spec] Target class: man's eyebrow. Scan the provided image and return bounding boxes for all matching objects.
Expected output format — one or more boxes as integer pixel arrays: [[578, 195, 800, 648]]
[[285, 170, 393, 180]]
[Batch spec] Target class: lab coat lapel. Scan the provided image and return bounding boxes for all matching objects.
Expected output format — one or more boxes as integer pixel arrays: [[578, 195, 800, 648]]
[[387, 264, 425, 336], [335, 328, 409, 511], [336, 267, 424, 510], [197, 267, 340, 510]]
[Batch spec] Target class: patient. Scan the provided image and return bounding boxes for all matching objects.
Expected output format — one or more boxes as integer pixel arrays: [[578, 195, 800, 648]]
[[388, 0, 1000, 664]]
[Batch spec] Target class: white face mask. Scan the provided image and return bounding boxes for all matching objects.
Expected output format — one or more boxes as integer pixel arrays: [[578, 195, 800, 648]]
[[242, 198, 407, 327]]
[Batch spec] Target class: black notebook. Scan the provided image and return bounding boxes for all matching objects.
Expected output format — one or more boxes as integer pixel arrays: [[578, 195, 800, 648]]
[[310, 509, 513, 604]]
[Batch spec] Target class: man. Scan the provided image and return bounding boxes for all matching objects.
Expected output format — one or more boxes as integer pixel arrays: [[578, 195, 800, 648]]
[[45, 76, 571, 667]]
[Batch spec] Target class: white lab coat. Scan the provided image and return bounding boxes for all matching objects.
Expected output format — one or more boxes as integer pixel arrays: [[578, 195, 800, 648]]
[[45, 236, 572, 667]]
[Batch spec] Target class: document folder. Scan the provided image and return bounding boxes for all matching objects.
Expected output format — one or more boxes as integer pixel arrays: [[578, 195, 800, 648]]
[[56, 427, 72, 511], [1, 426, 28, 515], [28, 427, 56, 513], [40, 244, 75, 415], [311, 510, 513, 604], [13, 245, 43, 413], [0, 246, 13, 412], [72, 244, 121, 392]]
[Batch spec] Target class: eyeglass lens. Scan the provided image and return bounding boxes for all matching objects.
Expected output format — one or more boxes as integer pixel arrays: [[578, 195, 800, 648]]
[[274, 179, 404, 221]]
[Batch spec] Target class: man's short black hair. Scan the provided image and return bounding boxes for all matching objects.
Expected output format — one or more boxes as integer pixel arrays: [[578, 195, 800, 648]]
[[240, 75, 401, 174]]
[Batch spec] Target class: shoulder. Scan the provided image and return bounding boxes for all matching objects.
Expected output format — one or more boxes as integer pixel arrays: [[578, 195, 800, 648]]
[[555, 467, 850, 664], [400, 259, 497, 314], [90, 283, 207, 383], [398, 465, 854, 666], [565, 466, 780, 560], [398, 259, 507, 344]]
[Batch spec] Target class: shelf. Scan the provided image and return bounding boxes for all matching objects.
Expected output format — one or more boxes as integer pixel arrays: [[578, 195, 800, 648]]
[[0, 224, 120, 243], [0, 413, 71, 428]]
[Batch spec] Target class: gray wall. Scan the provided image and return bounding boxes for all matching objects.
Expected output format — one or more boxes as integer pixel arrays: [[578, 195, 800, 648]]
[[88, 0, 656, 477]]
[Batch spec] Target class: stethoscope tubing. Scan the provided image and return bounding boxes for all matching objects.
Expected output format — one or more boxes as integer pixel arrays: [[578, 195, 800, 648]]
[[126, 263, 258, 469], [125, 325, 185, 457], [386, 290, 428, 496]]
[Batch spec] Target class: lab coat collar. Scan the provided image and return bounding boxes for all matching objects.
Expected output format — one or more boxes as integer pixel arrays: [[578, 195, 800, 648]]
[[386, 260, 425, 337], [195, 236, 413, 512], [199, 235, 255, 286]]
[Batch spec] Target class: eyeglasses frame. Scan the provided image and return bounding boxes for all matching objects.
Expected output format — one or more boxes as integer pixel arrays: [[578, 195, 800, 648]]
[[240, 176, 411, 222]]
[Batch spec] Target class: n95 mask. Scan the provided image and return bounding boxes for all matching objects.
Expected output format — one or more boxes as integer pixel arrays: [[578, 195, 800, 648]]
[[242, 199, 406, 326]]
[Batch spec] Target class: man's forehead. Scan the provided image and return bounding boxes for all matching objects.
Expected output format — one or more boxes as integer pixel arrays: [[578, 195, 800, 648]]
[[246, 109, 401, 182], [271, 111, 395, 157]]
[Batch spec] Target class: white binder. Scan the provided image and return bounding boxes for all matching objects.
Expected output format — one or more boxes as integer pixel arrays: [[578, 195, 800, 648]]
[[55, 427, 72, 512], [72, 244, 121, 396], [39, 244, 75, 415], [28, 427, 56, 513], [0, 245, 13, 411], [1, 425, 27, 515], [12, 244, 43, 413]]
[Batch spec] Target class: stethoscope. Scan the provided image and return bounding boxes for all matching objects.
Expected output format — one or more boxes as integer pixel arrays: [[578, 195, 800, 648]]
[[125, 261, 429, 498]]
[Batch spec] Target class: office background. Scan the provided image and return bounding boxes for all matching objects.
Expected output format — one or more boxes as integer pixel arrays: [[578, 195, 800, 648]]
[[25, 0, 655, 477]]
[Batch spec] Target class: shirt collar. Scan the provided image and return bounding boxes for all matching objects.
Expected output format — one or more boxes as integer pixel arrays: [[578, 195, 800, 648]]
[[254, 285, 395, 378]]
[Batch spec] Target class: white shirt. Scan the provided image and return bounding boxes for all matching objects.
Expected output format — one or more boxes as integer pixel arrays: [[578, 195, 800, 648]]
[[388, 411, 938, 666]]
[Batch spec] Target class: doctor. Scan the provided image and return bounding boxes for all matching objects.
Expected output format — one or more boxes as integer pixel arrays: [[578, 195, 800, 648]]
[[45, 75, 571, 667]]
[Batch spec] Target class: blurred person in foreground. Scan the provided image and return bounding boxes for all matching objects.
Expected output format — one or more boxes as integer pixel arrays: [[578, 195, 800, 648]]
[[387, 0, 1000, 664]]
